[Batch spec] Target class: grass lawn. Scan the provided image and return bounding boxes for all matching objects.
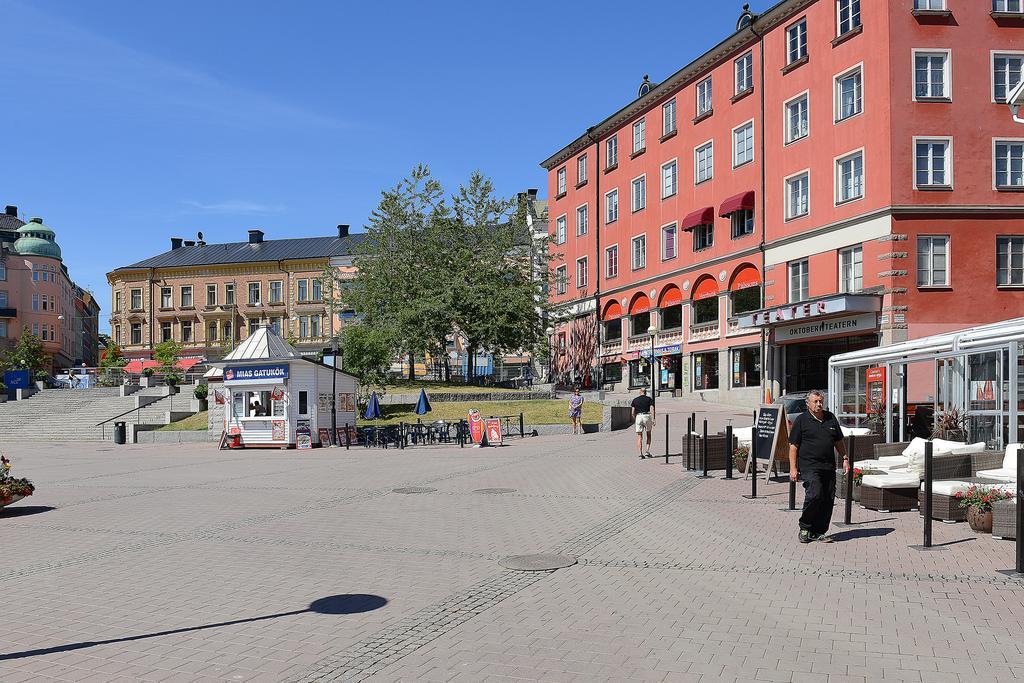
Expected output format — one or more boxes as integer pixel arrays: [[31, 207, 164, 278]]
[[157, 411, 209, 431], [359, 399, 602, 426], [383, 380, 531, 395]]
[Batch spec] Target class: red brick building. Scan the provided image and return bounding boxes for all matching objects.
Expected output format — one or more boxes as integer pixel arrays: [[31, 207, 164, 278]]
[[541, 0, 1024, 406]]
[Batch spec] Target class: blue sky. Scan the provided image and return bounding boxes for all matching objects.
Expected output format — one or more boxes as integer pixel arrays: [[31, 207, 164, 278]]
[[2, 0, 746, 330]]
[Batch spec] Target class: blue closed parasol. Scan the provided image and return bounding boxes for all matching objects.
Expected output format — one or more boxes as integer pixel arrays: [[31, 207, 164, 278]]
[[414, 389, 432, 415], [364, 391, 382, 420]]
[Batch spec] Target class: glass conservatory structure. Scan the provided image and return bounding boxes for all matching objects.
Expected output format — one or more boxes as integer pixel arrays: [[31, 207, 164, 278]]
[[828, 317, 1024, 449]]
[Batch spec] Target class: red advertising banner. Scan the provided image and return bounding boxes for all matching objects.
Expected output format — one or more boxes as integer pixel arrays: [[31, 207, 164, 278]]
[[485, 418, 503, 446], [468, 410, 484, 445]]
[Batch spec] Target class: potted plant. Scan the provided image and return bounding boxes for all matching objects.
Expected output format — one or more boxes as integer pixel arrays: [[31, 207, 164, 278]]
[[164, 372, 182, 391], [34, 370, 48, 390], [140, 367, 155, 388], [193, 383, 209, 410], [933, 406, 969, 442], [0, 454, 35, 508], [954, 484, 1015, 533], [733, 445, 750, 473], [0, 381, 6, 403]]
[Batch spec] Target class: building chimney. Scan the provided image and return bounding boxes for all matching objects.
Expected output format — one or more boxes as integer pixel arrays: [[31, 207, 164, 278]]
[[527, 189, 538, 200], [4, 205, 16, 217], [183, 240, 196, 247], [337, 224, 349, 238], [248, 229, 264, 244], [170, 237, 184, 250]]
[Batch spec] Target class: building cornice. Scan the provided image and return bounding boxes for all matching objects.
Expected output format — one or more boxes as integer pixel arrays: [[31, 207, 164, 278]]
[[107, 257, 332, 285], [538, 0, 814, 171]]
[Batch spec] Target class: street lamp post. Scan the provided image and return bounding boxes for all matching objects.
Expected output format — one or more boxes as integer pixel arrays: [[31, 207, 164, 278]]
[[545, 326, 555, 384], [647, 325, 657, 391], [330, 336, 339, 447]]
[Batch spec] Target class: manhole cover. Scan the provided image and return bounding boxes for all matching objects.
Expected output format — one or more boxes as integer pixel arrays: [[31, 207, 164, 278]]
[[473, 488, 517, 494], [498, 553, 577, 572], [392, 487, 437, 494]]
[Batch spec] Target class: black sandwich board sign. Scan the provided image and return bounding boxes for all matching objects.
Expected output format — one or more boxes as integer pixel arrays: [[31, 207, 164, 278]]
[[748, 404, 789, 483]]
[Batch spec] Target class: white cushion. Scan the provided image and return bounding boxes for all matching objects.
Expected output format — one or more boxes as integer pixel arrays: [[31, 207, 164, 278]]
[[978, 468, 1017, 483], [1003, 443, 1020, 471], [862, 472, 920, 489], [902, 438, 928, 458], [906, 451, 925, 477], [732, 427, 753, 447], [951, 442, 986, 455], [855, 457, 909, 472], [931, 438, 967, 454], [919, 480, 972, 496], [841, 426, 872, 436]]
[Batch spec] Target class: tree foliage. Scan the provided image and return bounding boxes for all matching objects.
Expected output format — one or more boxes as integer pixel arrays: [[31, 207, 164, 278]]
[[2, 328, 48, 375], [339, 322, 392, 404], [100, 343, 128, 368], [344, 166, 546, 382]]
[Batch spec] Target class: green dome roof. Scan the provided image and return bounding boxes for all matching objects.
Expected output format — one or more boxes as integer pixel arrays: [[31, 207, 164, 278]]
[[14, 217, 62, 259]]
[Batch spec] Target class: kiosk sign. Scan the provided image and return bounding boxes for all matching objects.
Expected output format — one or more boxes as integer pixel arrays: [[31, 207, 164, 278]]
[[485, 418, 503, 446], [224, 364, 289, 384], [468, 410, 484, 445]]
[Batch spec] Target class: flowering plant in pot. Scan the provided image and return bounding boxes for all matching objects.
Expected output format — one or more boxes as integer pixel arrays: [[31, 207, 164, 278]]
[[733, 446, 750, 473], [954, 484, 1015, 533], [0, 454, 35, 507]]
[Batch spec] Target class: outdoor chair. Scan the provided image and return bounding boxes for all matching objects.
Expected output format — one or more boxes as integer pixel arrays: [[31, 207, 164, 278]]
[[977, 443, 1019, 482], [835, 433, 883, 467], [873, 441, 911, 458], [681, 433, 737, 471], [993, 498, 1018, 540]]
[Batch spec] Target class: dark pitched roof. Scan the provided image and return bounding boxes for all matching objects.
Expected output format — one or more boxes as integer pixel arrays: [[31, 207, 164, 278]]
[[0, 212, 25, 235], [113, 234, 368, 271]]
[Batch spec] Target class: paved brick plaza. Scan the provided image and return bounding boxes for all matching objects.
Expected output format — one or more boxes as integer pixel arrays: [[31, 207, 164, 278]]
[[2, 408, 1024, 682]]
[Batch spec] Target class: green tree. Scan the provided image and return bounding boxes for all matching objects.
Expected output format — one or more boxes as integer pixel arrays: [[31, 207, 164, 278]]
[[99, 343, 128, 368], [339, 322, 392, 405], [2, 328, 48, 375], [153, 340, 182, 383]]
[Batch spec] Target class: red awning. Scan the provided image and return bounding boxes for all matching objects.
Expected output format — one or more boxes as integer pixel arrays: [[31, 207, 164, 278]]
[[730, 265, 761, 290], [602, 301, 623, 320], [659, 286, 683, 308], [692, 277, 719, 301], [681, 206, 715, 231], [629, 294, 651, 315], [719, 191, 755, 217], [124, 360, 160, 374], [175, 358, 202, 371]]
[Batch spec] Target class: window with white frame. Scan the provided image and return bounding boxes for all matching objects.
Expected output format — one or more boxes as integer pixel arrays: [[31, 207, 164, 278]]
[[836, 67, 863, 120], [131, 322, 142, 345], [576, 257, 588, 289], [131, 288, 142, 310], [663, 99, 677, 136], [662, 223, 677, 260], [839, 245, 863, 293], [605, 245, 619, 279], [836, 0, 861, 36], [206, 284, 216, 306], [0, 291, 6, 307], [696, 78, 713, 116], [731, 210, 754, 238], [692, 224, 713, 251], [695, 142, 713, 183], [785, 93, 809, 143], [995, 141, 1024, 188], [248, 282, 261, 305], [914, 51, 948, 99], [631, 176, 646, 212], [606, 189, 619, 223], [733, 122, 754, 167], [836, 151, 864, 203], [661, 160, 677, 198], [789, 259, 809, 302], [632, 118, 646, 153], [577, 155, 588, 186], [914, 0, 945, 8], [994, 1, 1023, 13], [631, 235, 646, 270], [915, 138, 951, 188], [0, 262, 5, 281], [160, 287, 172, 308], [576, 205, 588, 236], [787, 18, 807, 64], [917, 235, 948, 286], [180, 286, 193, 308], [993, 54, 1024, 103], [269, 280, 282, 304], [182, 321, 192, 343], [606, 135, 618, 168], [735, 52, 753, 94], [298, 279, 308, 301], [225, 283, 235, 305], [555, 215, 567, 244], [997, 236, 1024, 286], [555, 265, 567, 295], [786, 172, 810, 219], [556, 167, 566, 195]]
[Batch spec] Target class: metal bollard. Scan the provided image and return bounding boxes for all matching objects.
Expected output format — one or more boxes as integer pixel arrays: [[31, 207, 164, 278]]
[[345, 423, 350, 450], [842, 434, 856, 525], [664, 414, 670, 464], [519, 412, 525, 438], [690, 412, 696, 470], [685, 415, 692, 470], [923, 439, 933, 548], [789, 479, 796, 510], [1016, 448, 1023, 573], [724, 424, 734, 480], [698, 419, 711, 478]]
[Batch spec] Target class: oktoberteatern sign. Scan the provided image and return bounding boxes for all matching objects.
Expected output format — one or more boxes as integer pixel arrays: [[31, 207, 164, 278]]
[[774, 313, 877, 343]]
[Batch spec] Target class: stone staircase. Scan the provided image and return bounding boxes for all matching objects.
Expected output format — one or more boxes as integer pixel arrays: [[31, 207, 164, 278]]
[[0, 385, 199, 442]]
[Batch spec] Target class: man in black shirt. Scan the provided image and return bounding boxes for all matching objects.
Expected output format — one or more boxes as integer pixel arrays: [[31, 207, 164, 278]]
[[788, 389, 848, 543], [630, 388, 656, 459]]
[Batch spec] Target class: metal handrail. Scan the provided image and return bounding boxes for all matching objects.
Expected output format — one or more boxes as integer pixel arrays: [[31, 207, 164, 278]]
[[97, 405, 141, 440]]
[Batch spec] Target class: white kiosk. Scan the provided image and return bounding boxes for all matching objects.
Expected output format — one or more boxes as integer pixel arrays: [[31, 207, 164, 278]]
[[209, 327, 359, 448]]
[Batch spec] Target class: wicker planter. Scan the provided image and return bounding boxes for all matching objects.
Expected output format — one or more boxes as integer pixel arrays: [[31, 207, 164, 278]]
[[735, 457, 747, 473], [0, 494, 26, 508], [967, 506, 993, 533]]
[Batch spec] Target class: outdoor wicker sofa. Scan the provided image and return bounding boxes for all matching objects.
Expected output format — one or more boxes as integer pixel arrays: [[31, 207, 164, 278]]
[[860, 446, 1002, 513], [681, 433, 737, 470], [993, 498, 1017, 540]]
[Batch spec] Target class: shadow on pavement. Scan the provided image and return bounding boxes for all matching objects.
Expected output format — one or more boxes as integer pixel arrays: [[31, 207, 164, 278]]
[[830, 527, 895, 542], [0, 594, 388, 661], [0, 505, 56, 518]]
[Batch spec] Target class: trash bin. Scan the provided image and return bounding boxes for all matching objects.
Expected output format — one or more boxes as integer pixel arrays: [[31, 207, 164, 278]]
[[114, 421, 127, 445]]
